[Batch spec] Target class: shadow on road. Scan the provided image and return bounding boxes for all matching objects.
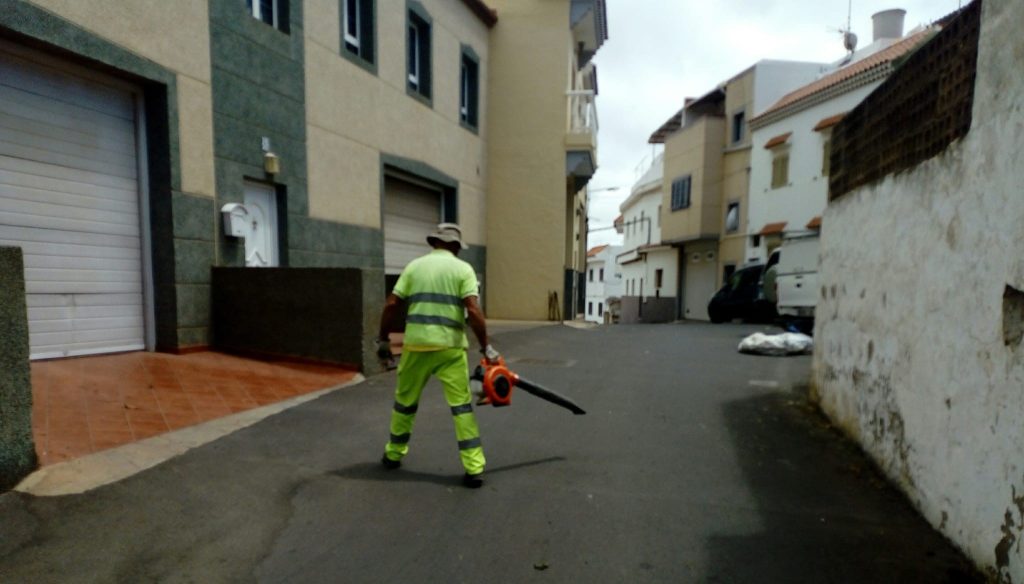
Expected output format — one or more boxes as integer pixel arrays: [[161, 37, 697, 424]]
[[328, 456, 567, 487], [703, 388, 983, 584]]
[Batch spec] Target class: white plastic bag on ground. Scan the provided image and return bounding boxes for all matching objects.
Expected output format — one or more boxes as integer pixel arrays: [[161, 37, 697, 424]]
[[738, 332, 814, 356]]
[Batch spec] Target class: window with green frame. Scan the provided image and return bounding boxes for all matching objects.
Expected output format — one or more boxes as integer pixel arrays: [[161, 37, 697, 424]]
[[406, 2, 432, 103], [459, 45, 480, 130], [342, 0, 375, 69]]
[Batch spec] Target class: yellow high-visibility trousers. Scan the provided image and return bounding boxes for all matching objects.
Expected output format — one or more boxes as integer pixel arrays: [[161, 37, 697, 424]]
[[384, 348, 485, 475]]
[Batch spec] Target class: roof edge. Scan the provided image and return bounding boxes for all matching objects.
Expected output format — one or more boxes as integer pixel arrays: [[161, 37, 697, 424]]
[[460, 0, 498, 28]]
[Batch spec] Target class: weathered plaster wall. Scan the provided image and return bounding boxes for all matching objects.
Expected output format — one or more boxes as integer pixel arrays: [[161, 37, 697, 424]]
[[813, 1, 1024, 580], [0, 248, 36, 490]]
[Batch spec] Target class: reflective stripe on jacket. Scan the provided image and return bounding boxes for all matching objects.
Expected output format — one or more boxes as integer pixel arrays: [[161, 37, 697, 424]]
[[393, 249, 478, 350]]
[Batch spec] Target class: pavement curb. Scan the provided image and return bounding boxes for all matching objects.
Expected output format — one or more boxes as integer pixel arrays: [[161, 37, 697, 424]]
[[15, 374, 366, 497]]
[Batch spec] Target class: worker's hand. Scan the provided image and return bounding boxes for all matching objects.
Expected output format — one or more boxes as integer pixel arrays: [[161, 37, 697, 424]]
[[376, 339, 394, 362], [482, 344, 501, 364]]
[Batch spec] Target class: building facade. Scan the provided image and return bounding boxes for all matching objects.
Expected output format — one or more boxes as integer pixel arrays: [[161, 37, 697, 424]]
[[746, 11, 937, 264], [616, 154, 677, 324], [648, 60, 825, 321], [485, 0, 607, 320], [584, 244, 621, 323], [0, 0, 604, 364]]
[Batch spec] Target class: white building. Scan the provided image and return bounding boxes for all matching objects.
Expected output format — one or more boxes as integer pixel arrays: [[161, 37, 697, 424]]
[[746, 9, 938, 263], [615, 154, 678, 324], [584, 244, 622, 323]]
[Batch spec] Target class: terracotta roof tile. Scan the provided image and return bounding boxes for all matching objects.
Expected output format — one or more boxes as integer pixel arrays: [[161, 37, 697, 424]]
[[759, 222, 788, 236], [806, 216, 823, 229], [752, 30, 935, 122], [587, 244, 609, 257], [763, 132, 792, 149], [813, 113, 847, 132]]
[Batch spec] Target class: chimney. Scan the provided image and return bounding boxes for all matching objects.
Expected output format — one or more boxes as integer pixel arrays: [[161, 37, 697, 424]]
[[872, 8, 907, 41]]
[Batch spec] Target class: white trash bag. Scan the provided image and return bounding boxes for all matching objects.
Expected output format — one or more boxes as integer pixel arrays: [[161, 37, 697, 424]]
[[738, 332, 814, 356]]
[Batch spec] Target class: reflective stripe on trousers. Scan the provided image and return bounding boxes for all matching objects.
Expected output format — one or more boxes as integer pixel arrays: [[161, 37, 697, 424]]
[[384, 348, 485, 475]]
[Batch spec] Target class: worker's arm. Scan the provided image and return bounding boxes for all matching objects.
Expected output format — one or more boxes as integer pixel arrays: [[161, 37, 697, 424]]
[[377, 294, 405, 360], [464, 295, 499, 362]]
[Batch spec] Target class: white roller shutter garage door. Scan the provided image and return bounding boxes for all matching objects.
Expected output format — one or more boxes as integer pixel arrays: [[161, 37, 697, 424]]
[[0, 45, 146, 359], [383, 175, 442, 275]]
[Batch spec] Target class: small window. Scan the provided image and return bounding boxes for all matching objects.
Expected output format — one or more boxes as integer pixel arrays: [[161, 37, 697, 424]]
[[822, 138, 832, 177], [725, 202, 740, 233], [589, 269, 594, 282], [407, 3, 432, 102], [657, 205, 661, 227], [247, 0, 289, 32], [599, 268, 604, 281], [732, 110, 745, 144], [460, 46, 480, 130], [751, 234, 762, 248], [655, 269, 664, 289], [343, 0, 376, 67], [771, 152, 790, 189], [598, 302, 603, 316], [588, 302, 593, 315], [671, 176, 692, 210]]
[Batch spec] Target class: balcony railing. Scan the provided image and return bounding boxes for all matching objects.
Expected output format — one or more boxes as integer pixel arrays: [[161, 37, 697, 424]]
[[567, 90, 599, 137]]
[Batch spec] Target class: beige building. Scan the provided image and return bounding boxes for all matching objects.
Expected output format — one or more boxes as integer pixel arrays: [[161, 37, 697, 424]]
[[485, 0, 607, 320], [648, 60, 824, 320]]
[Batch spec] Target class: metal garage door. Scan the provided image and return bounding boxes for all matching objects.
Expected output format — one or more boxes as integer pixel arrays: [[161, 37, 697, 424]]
[[0, 44, 146, 359], [383, 175, 442, 275]]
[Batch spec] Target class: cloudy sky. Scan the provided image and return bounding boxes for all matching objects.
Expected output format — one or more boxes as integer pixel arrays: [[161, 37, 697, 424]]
[[586, 0, 965, 248]]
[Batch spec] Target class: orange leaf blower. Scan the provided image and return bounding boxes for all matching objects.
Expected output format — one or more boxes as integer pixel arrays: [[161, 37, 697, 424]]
[[470, 357, 586, 415]]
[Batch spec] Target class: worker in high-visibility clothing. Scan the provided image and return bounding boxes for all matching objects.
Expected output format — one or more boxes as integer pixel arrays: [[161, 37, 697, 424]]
[[376, 223, 500, 489]]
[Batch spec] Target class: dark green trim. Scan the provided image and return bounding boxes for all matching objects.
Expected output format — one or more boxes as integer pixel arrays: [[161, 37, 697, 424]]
[[405, 0, 433, 107], [340, 0, 378, 75], [459, 43, 480, 134]]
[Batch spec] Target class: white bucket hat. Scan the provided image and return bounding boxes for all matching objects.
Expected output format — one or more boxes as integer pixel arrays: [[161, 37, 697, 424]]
[[426, 222, 468, 250]]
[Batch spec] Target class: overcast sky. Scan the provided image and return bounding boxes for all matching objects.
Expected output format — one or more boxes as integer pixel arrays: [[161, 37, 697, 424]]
[[586, 0, 965, 248]]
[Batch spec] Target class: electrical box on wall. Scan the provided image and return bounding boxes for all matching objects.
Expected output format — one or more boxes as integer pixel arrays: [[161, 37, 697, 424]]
[[221, 203, 249, 237]]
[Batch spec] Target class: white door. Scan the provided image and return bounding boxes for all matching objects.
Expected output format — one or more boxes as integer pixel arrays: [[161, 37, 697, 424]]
[[383, 175, 441, 275], [243, 182, 278, 267], [0, 44, 146, 359], [683, 248, 717, 321]]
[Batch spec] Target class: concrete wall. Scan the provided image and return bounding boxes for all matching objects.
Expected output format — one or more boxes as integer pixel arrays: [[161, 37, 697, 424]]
[[211, 267, 383, 373], [813, 2, 1024, 580], [486, 0, 573, 320], [0, 248, 35, 491], [661, 116, 725, 242]]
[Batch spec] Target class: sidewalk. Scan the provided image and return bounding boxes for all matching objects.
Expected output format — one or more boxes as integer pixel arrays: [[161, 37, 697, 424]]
[[30, 351, 358, 466]]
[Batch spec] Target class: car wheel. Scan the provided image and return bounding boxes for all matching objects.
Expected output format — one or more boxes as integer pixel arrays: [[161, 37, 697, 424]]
[[709, 307, 728, 324]]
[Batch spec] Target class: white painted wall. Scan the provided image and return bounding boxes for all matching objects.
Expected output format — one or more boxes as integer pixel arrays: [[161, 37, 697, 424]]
[[814, 2, 1024, 580], [747, 83, 883, 264], [621, 247, 677, 300], [585, 245, 621, 323], [750, 60, 829, 116]]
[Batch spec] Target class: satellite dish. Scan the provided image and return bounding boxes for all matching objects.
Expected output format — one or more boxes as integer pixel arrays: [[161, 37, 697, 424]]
[[843, 31, 858, 52]]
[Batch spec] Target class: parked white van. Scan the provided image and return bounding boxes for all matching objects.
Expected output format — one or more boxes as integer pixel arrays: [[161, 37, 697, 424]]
[[764, 235, 819, 322]]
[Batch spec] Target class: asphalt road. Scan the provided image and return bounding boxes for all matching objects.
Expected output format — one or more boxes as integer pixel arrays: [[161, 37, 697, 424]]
[[0, 323, 982, 583]]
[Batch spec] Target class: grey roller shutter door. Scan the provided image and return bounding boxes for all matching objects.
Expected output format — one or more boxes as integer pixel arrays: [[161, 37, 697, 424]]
[[0, 46, 145, 359], [383, 176, 441, 275]]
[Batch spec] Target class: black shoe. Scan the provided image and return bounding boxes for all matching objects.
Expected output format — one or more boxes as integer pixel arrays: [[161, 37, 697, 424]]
[[381, 454, 401, 470], [462, 472, 484, 489]]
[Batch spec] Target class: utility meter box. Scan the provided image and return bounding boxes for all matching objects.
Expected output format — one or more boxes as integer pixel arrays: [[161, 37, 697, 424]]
[[221, 203, 249, 238]]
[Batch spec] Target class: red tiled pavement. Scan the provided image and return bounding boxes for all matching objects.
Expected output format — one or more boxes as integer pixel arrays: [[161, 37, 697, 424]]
[[30, 352, 358, 467]]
